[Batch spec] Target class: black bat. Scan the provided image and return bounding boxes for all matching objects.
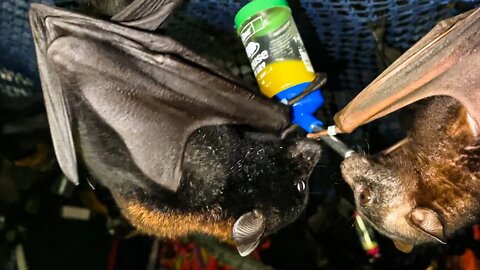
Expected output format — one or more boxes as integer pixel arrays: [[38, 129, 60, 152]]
[[29, 1, 322, 256], [310, 9, 480, 253]]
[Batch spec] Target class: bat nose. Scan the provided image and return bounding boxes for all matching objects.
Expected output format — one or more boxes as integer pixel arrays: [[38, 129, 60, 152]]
[[340, 154, 368, 187], [290, 139, 322, 165]]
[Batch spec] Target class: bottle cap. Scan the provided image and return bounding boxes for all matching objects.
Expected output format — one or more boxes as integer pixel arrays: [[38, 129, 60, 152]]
[[275, 83, 324, 133], [234, 0, 289, 30]]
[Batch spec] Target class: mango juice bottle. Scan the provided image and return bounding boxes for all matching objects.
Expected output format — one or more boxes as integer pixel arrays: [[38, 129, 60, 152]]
[[235, 0, 324, 132]]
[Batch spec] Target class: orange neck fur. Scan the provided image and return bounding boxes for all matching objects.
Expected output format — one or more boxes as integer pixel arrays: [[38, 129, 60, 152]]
[[117, 198, 235, 241]]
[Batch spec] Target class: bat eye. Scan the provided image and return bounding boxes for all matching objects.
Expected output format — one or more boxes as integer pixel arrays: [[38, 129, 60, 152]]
[[359, 187, 372, 204], [296, 181, 306, 192]]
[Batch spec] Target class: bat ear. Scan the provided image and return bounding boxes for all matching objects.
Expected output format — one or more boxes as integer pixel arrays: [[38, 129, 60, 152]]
[[232, 210, 266, 257], [408, 207, 446, 244]]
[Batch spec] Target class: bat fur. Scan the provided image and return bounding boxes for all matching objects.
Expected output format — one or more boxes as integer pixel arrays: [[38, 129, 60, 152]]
[[327, 8, 479, 252], [341, 97, 479, 248], [29, 2, 322, 256]]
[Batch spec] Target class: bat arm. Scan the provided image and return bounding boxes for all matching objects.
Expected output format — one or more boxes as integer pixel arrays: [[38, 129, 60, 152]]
[[329, 8, 480, 135], [445, 81, 480, 134], [333, 61, 449, 134]]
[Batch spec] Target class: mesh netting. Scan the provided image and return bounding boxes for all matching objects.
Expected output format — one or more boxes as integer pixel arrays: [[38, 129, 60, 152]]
[[0, 0, 478, 143], [299, 0, 457, 107], [161, 3, 256, 88], [1, 0, 477, 98], [0, 0, 47, 96], [0, 0, 76, 96], [3, 0, 478, 144], [180, 0, 465, 108], [164, 0, 478, 144]]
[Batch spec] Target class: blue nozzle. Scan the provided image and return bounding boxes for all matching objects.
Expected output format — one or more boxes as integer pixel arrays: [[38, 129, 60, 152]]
[[275, 82, 324, 133]]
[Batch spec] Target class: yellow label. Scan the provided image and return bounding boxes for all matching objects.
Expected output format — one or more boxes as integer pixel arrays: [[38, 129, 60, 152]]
[[256, 60, 315, 98]]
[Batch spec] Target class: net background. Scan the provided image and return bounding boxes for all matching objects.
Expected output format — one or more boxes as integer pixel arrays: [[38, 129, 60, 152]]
[[1, 0, 478, 144]]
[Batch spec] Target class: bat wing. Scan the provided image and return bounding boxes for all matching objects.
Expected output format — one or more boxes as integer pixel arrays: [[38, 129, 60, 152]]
[[29, 4, 290, 191], [112, 0, 184, 31], [332, 8, 480, 134]]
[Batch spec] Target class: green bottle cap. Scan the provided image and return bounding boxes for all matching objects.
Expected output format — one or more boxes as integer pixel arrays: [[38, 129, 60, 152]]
[[234, 0, 290, 30]]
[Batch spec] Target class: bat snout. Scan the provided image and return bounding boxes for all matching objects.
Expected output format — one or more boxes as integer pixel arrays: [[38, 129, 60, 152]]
[[340, 154, 371, 186], [288, 139, 322, 166]]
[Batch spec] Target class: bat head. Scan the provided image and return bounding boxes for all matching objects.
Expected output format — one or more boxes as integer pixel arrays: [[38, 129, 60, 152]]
[[182, 126, 322, 256], [341, 154, 445, 251], [110, 126, 321, 257], [231, 136, 321, 256]]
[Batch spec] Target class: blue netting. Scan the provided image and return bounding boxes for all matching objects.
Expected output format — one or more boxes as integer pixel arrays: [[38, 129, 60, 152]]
[[0, 0, 51, 96], [0, 0, 76, 96], [176, 0, 476, 143], [301, 0, 455, 101], [181, 0, 467, 108], [183, 0, 246, 31], [0, 0, 478, 100], [0, 0, 43, 82]]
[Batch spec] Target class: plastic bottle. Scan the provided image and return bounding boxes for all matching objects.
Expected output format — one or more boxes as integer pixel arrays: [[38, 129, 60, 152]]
[[235, 0, 324, 132]]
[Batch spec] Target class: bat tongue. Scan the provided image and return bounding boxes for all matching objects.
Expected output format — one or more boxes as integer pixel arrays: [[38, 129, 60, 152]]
[[393, 240, 414, 253]]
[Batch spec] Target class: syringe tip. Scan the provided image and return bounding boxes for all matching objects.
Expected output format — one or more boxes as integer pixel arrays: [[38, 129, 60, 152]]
[[307, 125, 341, 138]]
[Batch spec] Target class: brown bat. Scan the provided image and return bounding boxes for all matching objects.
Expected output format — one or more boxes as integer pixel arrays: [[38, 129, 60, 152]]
[[310, 8, 479, 252]]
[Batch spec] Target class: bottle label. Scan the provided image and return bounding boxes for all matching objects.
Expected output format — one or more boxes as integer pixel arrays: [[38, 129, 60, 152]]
[[240, 16, 265, 44], [241, 16, 314, 78]]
